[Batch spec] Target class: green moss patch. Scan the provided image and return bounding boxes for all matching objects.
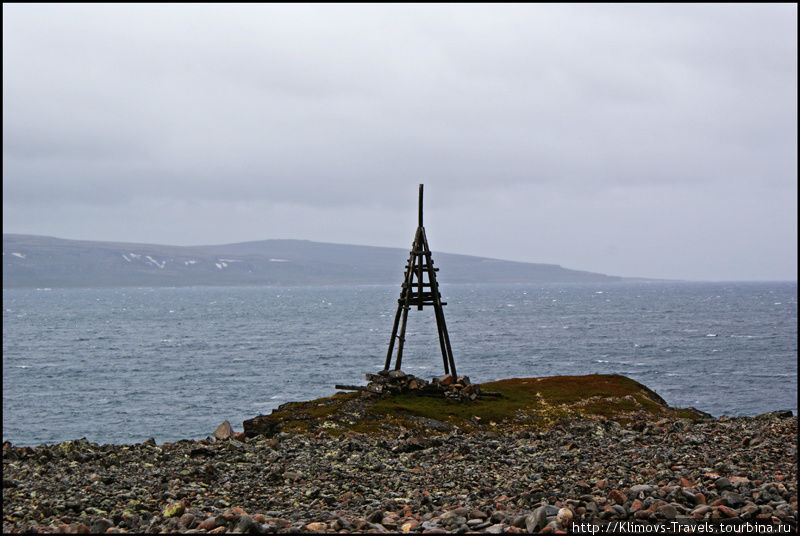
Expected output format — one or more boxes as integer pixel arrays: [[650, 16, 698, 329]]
[[243, 374, 707, 438]]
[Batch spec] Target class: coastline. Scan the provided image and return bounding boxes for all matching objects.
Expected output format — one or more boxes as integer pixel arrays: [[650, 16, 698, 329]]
[[3, 411, 796, 534]]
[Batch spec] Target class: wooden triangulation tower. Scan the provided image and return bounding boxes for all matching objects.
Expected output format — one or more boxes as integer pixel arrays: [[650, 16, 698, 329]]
[[384, 184, 457, 377]]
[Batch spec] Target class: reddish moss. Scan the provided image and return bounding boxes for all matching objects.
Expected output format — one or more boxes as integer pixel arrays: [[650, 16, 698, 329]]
[[483, 374, 666, 406]]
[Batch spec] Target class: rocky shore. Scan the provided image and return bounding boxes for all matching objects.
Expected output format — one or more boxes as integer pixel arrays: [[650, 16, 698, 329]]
[[3, 409, 796, 534]]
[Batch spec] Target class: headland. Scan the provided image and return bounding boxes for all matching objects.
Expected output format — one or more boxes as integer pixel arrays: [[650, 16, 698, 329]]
[[3, 374, 796, 533]]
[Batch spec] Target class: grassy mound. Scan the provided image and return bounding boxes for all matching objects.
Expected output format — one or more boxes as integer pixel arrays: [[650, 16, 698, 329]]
[[243, 374, 710, 438]]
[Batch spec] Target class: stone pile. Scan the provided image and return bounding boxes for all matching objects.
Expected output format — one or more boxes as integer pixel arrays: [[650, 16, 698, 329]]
[[364, 370, 481, 401], [430, 373, 481, 401], [364, 370, 428, 394]]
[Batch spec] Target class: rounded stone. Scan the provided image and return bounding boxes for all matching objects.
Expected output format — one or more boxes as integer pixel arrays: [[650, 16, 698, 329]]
[[556, 508, 573, 526]]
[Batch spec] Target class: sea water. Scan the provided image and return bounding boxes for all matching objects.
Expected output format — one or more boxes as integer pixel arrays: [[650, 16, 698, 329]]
[[3, 281, 796, 446]]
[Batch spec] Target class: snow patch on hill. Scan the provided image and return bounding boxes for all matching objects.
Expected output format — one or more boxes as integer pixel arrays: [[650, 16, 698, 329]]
[[145, 256, 165, 269]]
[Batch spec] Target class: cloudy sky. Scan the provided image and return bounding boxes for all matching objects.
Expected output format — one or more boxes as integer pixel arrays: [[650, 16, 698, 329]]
[[3, 4, 796, 281]]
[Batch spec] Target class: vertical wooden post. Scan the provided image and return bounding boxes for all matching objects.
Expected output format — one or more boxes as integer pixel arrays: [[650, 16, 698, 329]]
[[418, 184, 423, 228], [417, 185, 424, 310]]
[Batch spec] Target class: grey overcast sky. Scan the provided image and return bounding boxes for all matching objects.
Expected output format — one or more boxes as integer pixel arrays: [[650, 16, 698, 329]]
[[3, 4, 797, 281]]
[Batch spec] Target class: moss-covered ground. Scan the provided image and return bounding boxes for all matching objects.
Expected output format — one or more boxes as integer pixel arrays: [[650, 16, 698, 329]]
[[242, 374, 711, 438]]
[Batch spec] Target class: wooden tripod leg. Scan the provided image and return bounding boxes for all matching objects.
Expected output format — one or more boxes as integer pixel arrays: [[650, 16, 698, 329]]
[[384, 302, 403, 371], [437, 307, 457, 378], [421, 236, 456, 378], [433, 305, 450, 375], [387, 244, 418, 370], [394, 304, 410, 370]]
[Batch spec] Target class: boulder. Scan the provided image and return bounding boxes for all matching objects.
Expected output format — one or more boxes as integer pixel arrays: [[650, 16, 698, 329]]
[[163, 502, 185, 518], [715, 477, 733, 491], [556, 508, 573, 526], [437, 374, 454, 386], [236, 515, 262, 534], [609, 489, 627, 505], [214, 420, 233, 441], [525, 505, 548, 533], [366, 509, 384, 524], [89, 519, 113, 534]]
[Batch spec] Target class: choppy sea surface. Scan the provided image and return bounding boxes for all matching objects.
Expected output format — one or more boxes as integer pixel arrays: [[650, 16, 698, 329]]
[[3, 281, 797, 446]]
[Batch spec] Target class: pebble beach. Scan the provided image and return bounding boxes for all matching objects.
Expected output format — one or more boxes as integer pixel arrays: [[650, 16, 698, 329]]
[[3, 411, 796, 534]]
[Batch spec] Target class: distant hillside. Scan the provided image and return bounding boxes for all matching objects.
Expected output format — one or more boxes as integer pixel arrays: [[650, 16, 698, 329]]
[[2, 234, 622, 288]]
